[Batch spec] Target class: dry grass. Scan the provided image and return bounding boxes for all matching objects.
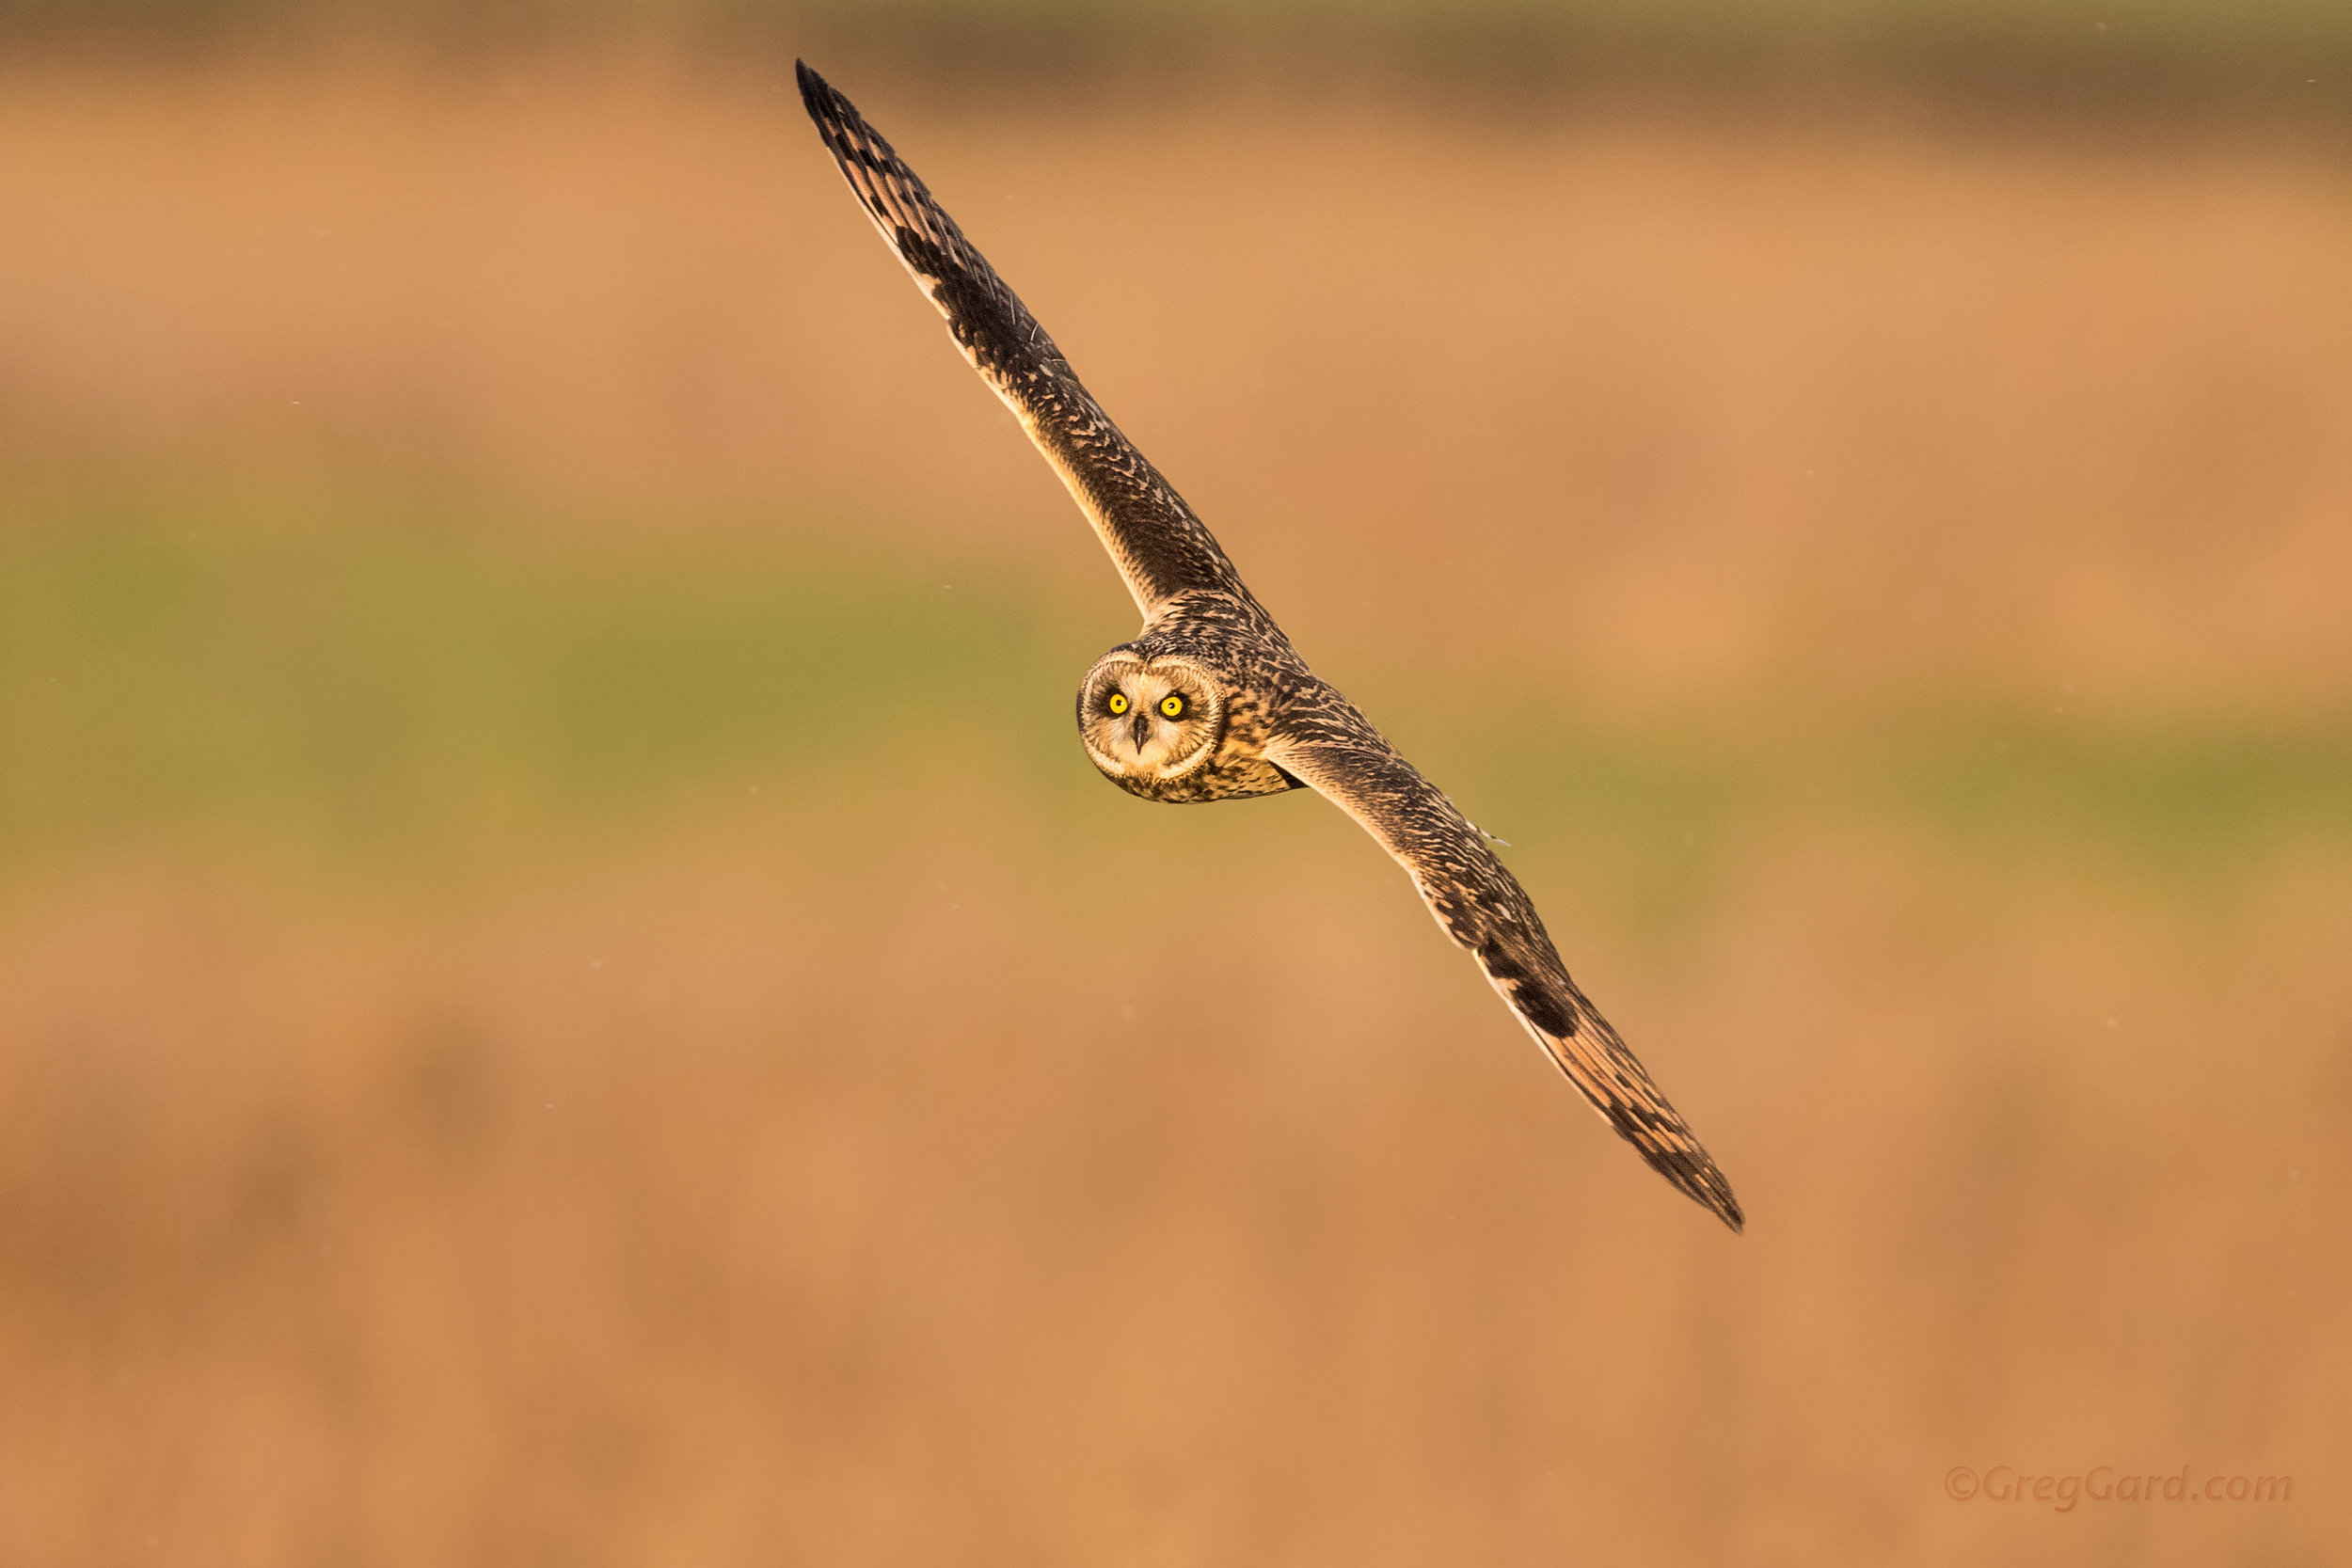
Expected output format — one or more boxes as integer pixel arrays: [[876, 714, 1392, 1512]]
[[6, 56, 2352, 709], [3, 804, 2343, 1564], [0, 56, 2345, 1565]]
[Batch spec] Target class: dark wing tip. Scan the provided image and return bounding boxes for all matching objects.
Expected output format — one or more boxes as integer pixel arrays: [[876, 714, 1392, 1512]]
[[1688, 1160, 1746, 1233], [1533, 988, 1746, 1233], [1630, 1112, 1745, 1233], [788, 60, 960, 277], [794, 58, 832, 122], [796, 59, 866, 159], [1605, 1105, 1743, 1232]]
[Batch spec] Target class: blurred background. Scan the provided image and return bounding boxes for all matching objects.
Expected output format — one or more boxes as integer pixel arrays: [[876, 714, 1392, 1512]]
[[1, 2, 2346, 1563]]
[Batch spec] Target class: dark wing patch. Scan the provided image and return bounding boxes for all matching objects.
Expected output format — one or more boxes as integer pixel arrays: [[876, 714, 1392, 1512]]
[[796, 61, 1248, 619], [1270, 710, 1744, 1232]]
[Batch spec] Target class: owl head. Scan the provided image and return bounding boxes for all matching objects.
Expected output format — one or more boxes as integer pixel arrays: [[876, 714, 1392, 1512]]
[[1077, 650, 1223, 786]]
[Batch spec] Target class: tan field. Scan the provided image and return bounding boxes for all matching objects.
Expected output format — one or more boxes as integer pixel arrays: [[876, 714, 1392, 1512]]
[[0, 55, 2345, 1565]]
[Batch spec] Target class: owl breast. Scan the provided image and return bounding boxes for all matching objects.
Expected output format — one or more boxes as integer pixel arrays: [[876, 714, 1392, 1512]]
[[1112, 750, 1301, 803]]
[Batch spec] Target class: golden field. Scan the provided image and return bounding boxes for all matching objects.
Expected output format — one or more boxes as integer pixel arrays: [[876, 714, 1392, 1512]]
[[0, 55, 2345, 1565]]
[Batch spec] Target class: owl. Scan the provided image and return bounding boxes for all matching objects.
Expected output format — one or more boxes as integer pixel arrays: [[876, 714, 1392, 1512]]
[[798, 63, 1742, 1230]]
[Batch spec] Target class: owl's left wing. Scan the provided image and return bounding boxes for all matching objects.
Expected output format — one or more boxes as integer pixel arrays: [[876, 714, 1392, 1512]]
[[1267, 718, 1744, 1231], [796, 62, 1248, 620]]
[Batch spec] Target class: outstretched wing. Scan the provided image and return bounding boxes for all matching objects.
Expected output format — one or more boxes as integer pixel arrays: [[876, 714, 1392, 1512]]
[[797, 62, 1248, 619], [1270, 713, 1744, 1231]]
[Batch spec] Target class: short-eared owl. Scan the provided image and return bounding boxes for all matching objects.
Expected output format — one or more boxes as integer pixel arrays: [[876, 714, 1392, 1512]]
[[798, 63, 1742, 1230]]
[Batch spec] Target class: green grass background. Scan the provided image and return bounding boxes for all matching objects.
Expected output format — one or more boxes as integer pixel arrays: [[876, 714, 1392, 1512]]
[[7, 481, 2342, 905]]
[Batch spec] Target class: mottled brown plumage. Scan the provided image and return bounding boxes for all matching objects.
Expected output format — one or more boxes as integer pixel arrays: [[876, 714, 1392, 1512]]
[[797, 62, 1743, 1231]]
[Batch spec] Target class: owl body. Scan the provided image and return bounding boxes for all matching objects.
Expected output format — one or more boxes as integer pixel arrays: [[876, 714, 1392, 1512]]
[[800, 63, 1746, 1232]]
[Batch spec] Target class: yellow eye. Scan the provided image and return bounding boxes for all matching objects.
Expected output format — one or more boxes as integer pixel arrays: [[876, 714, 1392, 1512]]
[[1159, 694, 1185, 719], [1106, 691, 1128, 715]]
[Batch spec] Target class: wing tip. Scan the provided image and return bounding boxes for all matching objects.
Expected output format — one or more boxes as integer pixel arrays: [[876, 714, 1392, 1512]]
[[1598, 1090, 1745, 1232], [1703, 1178, 1747, 1234], [795, 58, 866, 153], [1630, 1135, 1744, 1233], [794, 57, 830, 119], [1660, 1140, 1745, 1233]]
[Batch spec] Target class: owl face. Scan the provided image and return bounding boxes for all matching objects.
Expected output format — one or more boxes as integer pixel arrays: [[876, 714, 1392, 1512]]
[[1077, 652, 1223, 785]]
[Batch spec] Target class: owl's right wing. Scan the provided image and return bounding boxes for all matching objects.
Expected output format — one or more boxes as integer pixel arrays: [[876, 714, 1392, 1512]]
[[1267, 716, 1744, 1231], [797, 62, 1248, 620]]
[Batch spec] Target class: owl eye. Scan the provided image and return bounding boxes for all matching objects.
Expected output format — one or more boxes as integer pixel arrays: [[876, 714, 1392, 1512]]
[[1159, 694, 1186, 719], [1106, 691, 1129, 715]]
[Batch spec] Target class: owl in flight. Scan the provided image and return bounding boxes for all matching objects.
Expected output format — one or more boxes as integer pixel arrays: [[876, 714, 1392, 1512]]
[[797, 63, 1742, 1230]]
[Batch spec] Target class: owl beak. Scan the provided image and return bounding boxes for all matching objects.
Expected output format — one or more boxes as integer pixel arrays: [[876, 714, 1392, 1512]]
[[1131, 711, 1152, 751]]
